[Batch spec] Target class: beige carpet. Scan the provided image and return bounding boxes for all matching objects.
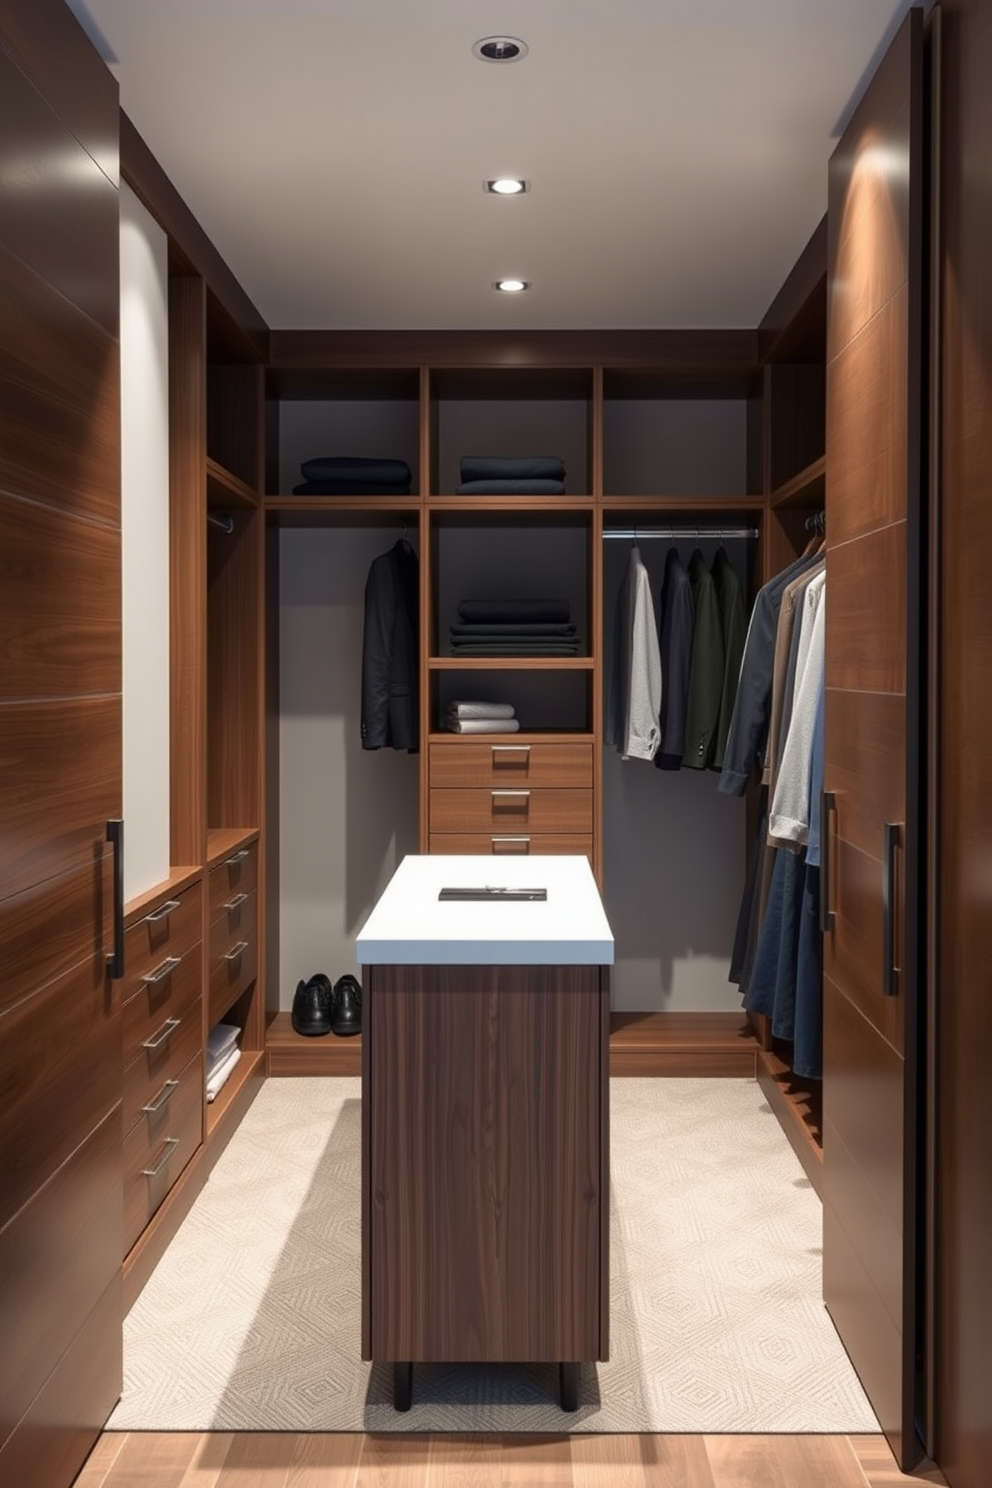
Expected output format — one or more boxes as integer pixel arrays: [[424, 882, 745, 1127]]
[[107, 1077, 879, 1434]]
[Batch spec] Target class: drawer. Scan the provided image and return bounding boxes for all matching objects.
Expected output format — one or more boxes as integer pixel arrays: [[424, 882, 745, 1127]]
[[429, 787, 593, 835], [208, 841, 258, 922], [122, 882, 201, 998], [123, 994, 203, 1138], [430, 832, 593, 863], [123, 1050, 202, 1256], [429, 740, 593, 788], [122, 939, 201, 1066], [208, 890, 258, 1027]]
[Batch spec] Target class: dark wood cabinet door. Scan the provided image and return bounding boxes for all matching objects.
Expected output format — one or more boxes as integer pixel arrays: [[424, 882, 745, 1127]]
[[822, 7, 925, 1470], [0, 6, 123, 1486]]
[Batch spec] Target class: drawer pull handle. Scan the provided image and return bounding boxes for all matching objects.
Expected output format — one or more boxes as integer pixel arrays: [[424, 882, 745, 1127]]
[[491, 789, 531, 798], [142, 1137, 179, 1178], [225, 849, 251, 866], [142, 955, 182, 986], [491, 744, 530, 752], [145, 899, 181, 924], [142, 1079, 180, 1115], [492, 835, 531, 853], [143, 1017, 181, 1051], [224, 940, 249, 962], [224, 892, 248, 912]]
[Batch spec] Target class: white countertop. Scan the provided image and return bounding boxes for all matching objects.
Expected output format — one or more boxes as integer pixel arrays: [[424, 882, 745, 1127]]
[[356, 854, 615, 965]]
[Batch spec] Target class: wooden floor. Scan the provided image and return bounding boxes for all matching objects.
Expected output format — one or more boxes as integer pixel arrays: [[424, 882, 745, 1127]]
[[77, 1431, 947, 1487]]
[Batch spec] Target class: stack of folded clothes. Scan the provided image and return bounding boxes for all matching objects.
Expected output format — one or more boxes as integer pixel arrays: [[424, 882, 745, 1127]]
[[456, 455, 566, 495], [449, 598, 580, 655], [205, 1022, 241, 1103], [293, 455, 412, 495], [447, 700, 520, 733]]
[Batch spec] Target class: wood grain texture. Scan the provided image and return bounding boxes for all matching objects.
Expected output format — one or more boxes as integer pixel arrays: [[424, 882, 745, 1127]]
[[702, 1435, 863, 1488], [122, 881, 202, 995], [0, 852, 110, 1019], [0, 48, 119, 336], [0, 242, 119, 525], [825, 519, 907, 696], [207, 890, 258, 1027], [0, 957, 119, 1227], [208, 843, 258, 921], [823, 1194, 903, 1446], [365, 964, 607, 1364], [0, 1107, 121, 1446], [824, 840, 903, 1055], [429, 740, 593, 788], [0, 695, 121, 898], [825, 688, 906, 865], [934, 6, 992, 1485], [0, 1274, 120, 1488], [0, 495, 120, 700], [428, 787, 593, 833], [123, 966, 202, 1135], [428, 832, 594, 862], [123, 1050, 203, 1255], [207, 363, 263, 490], [572, 1434, 717, 1488], [170, 273, 209, 867], [207, 508, 262, 832]]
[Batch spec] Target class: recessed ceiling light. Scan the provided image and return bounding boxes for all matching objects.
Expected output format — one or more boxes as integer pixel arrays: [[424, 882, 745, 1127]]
[[485, 178, 529, 195], [494, 279, 530, 293], [472, 36, 528, 63]]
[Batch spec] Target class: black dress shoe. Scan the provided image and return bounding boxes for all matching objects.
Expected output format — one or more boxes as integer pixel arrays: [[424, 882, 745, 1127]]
[[331, 974, 362, 1037], [292, 973, 335, 1037]]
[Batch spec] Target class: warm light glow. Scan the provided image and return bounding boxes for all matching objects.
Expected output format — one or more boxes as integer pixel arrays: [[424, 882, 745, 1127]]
[[495, 279, 529, 293], [488, 178, 526, 194]]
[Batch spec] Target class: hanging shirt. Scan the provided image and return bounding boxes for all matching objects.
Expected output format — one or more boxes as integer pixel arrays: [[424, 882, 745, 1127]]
[[654, 546, 695, 770], [682, 549, 724, 770], [606, 545, 662, 761], [768, 570, 826, 846]]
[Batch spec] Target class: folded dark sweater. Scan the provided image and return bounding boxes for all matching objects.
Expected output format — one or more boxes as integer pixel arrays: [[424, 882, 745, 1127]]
[[460, 455, 566, 482], [448, 641, 581, 656], [292, 479, 412, 495], [449, 622, 577, 638], [456, 479, 566, 495], [458, 599, 571, 624], [301, 456, 412, 483]]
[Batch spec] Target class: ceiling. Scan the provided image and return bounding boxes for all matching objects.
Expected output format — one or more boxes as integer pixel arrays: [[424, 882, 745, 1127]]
[[68, 0, 914, 333]]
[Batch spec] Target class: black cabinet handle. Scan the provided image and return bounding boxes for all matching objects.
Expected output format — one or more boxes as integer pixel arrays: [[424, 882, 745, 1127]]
[[883, 821, 901, 997], [819, 792, 836, 933], [106, 818, 124, 979]]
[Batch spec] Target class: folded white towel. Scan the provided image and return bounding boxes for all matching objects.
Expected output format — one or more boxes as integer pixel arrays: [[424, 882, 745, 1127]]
[[206, 1045, 241, 1101], [447, 717, 521, 734], [207, 1022, 241, 1063], [448, 701, 516, 720]]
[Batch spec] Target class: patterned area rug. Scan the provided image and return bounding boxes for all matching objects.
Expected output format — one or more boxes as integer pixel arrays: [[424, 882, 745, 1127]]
[[107, 1077, 878, 1434]]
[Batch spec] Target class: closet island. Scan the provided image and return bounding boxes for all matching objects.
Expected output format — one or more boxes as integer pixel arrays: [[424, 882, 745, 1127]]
[[356, 854, 613, 1411]]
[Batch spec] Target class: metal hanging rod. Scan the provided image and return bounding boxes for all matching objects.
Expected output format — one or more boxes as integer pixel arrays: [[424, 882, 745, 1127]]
[[207, 511, 235, 534], [602, 525, 758, 541]]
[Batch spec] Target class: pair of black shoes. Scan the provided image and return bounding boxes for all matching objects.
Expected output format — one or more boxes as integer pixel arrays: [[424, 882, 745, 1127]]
[[292, 973, 362, 1038]]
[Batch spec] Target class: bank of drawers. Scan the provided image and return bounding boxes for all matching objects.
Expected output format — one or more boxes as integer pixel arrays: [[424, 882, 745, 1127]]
[[121, 881, 203, 1255], [207, 843, 258, 1028], [428, 740, 594, 862]]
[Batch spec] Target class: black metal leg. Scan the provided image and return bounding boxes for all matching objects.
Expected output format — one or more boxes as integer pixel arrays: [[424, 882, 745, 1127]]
[[559, 1361, 579, 1412], [393, 1360, 413, 1411]]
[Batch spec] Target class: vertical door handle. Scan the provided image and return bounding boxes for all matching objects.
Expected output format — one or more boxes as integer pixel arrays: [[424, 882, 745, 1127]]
[[819, 792, 836, 932], [883, 821, 901, 997], [106, 818, 125, 979]]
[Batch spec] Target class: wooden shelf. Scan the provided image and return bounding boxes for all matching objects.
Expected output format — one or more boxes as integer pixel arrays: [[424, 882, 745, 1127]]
[[429, 655, 594, 671], [601, 493, 762, 510], [265, 1008, 758, 1080], [265, 494, 421, 512], [206, 825, 259, 867], [205, 1047, 266, 1138], [756, 1042, 823, 1197], [123, 864, 201, 924], [427, 729, 595, 743], [206, 456, 258, 509], [770, 454, 825, 509], [427, 495, 595, 510]]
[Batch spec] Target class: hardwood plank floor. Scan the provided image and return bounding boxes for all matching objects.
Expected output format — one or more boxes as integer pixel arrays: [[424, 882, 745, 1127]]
[[74, 1433, 946, 1487]]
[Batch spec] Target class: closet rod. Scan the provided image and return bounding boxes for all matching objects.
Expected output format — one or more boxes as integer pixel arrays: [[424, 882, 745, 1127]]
[[602, 526, 758, 541], [207, 511, 235, 534]]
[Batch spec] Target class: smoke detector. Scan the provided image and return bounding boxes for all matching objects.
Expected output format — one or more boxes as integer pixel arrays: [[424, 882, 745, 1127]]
[[472, 36, 528, 63]]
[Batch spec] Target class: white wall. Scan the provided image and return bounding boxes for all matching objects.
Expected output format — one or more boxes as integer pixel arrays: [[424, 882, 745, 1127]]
[[120, 182, 170, 900], [277, 527, 419, 1005]]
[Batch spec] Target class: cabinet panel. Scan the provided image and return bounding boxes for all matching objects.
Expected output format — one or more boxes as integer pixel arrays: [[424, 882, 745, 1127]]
[[208, 891, 258, 1027], [430, 833, 593, 862], [429, 740, 593, 788], [0, 854, 110, 1021], [123, 882, 202, 994], [208, 840, 258, 921], [429, 788, 593, 835], [123, 992, 202, 1139], [123, 1051, 202, 1256]]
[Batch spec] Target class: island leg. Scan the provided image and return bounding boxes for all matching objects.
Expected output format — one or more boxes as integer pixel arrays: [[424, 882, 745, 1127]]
[[393, 1361, 413, 1411], [559, 1361, 579, 1412]]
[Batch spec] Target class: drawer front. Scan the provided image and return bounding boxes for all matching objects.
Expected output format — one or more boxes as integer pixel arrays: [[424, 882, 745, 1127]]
[[122, 939, 201, 1066], [123, 1050, 203, 1256], [429, 740, 593, 788], [429, 787, 593, 835], [208, 842, 258, 923], [123, 995, 202, 1138], [430, 832, 593, 863], [122, 882, 201, 997], [208, 889, 258, 1027]]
